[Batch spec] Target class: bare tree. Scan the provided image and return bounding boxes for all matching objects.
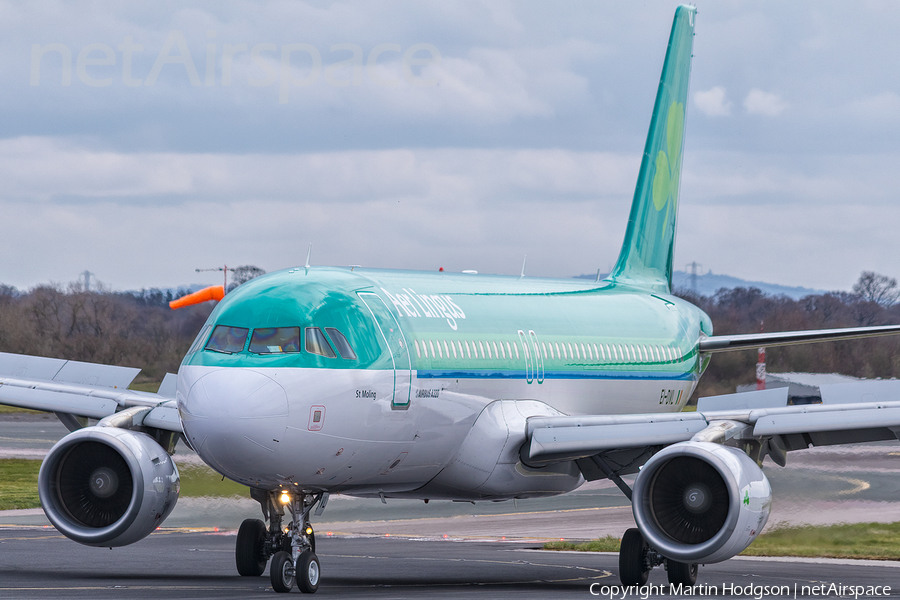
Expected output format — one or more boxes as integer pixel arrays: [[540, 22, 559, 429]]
[[852, 271, 900, 307], [229, 266, 266, 291]]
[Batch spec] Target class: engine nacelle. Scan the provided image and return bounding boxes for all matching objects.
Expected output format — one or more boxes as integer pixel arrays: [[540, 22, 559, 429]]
[[38, 426, 180, 547], [632, 441, 771, 564]]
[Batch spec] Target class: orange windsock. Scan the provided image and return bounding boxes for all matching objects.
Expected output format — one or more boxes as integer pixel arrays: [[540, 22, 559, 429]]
[[169, 285, 225, 309]]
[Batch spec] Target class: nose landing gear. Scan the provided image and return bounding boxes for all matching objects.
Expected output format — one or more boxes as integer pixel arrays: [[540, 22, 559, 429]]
[[236, 488, 327, 594]]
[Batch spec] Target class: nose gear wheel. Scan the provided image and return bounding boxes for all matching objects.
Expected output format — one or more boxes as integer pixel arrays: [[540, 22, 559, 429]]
[[234, 488, 325, 593]]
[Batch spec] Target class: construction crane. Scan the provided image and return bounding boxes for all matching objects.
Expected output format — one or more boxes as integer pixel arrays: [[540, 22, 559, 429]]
[[195, 265, 236, 289]]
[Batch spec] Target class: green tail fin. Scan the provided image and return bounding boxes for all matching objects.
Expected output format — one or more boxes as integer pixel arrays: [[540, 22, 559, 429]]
[[608, 5, 695, 293]]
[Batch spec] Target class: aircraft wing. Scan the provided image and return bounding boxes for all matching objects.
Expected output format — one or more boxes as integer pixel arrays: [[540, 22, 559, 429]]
[[0, 351, 182, 433], [523, 384, 900, 469], [699, 324, 900, 353]]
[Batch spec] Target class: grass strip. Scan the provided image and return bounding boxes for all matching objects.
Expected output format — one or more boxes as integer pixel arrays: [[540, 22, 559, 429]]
[[0, 405, 43, 415], [544, 535, 621, 552], [742, 521, 900, 560], [0, 459, 41, 510], [0, 459, 249, 511], [543, 522, 900, 560]]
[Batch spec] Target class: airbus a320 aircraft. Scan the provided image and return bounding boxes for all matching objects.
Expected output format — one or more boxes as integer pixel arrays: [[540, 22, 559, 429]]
[[3, 5, 900, 593]]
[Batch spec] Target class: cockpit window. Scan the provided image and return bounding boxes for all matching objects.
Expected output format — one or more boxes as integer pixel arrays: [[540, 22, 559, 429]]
[[325, 327, 357, 360], [188, 324, 212, 354], [249, 327, 301, 354], [205, 325, 249, 354], [305, 327, 336, 358]]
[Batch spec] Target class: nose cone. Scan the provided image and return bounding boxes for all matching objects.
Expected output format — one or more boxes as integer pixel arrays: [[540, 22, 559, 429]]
[[180, 368, 288, 482]]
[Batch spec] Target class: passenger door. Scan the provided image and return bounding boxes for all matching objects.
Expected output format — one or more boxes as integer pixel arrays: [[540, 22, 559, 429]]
[[357, 292, 412, 409]]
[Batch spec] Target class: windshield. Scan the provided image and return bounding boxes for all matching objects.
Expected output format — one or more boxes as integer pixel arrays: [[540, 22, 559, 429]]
[[249, 327, 301, 354], [205, 325, 249, 353]]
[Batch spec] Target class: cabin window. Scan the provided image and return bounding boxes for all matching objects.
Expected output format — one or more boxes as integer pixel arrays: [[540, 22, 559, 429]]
[[305, 327, 336, 358], [478, 340, 486, 359], [325, 328, 357, 359], [414, 340, 422, 358], [450, 340, 457, 358], [435, 340, 443, 358], [250, 327, 301, 354], [584, 343, 591, 360], [597, 344, 604, 360], [513, 341, 519, 359], [574, 343, 580, 360], [428, 340, 436, 358], [206, 325, 249, 354], [464, 340, 472, 358], [541, 342, 547, 359], [500, 342, 507, 359], [492, 341, 500, 359]]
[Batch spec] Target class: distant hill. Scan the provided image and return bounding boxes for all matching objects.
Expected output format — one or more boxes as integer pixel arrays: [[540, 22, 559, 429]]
[[576, 271, 828, 300]]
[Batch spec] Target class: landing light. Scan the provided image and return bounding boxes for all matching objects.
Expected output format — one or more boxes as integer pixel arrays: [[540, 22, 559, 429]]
[[305, 526, 313, 536], [280, 491, 291, 504]]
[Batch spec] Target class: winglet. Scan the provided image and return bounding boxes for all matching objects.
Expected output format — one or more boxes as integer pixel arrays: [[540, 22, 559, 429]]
[[607, 5, 696, 292], [169, 285, 225, 310]]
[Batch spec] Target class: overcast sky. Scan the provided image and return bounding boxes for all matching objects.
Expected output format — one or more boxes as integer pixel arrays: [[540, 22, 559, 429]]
[[2, 1, 899, 292]]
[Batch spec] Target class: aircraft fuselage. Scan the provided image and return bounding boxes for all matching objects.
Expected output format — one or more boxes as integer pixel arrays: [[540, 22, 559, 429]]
[[177, 266, 712, 500]]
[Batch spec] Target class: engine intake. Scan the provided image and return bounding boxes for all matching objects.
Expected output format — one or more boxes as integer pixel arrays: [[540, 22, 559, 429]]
[[632, 441, 771, 564], [39, 426, 180, 547]]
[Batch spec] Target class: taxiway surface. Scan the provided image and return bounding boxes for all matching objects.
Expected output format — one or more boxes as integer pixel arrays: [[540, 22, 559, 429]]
[[1, 413, 899, 597], [0, 529, 898, 599]]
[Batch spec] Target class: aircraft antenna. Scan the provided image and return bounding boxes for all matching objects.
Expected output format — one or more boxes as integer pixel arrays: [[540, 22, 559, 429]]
[[305, 244, 312, 270], [595, 269, 602, 283], [519, 255, 527, 280]]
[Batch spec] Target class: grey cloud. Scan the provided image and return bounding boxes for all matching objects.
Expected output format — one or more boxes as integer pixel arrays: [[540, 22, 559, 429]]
[[3, 1, 900, 293]]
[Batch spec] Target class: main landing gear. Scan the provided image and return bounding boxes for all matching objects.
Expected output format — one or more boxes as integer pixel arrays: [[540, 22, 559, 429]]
[[235, 488, 327, 594], [618, 528, 697, 587]]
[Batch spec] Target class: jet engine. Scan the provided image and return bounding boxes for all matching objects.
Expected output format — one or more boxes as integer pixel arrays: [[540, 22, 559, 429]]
[[632, 441, 771, 564], [38, 426, 180, 547]]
